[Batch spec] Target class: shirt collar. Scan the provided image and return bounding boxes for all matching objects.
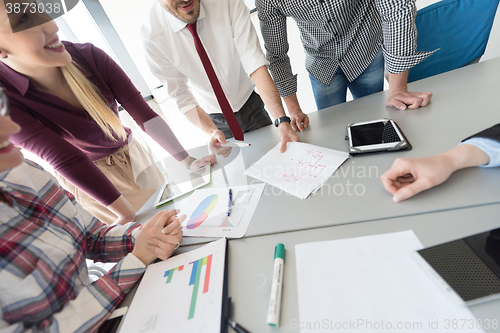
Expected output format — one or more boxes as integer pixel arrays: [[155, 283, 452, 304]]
[[0, 62, 30, 96], [166, 2, 206, 33]]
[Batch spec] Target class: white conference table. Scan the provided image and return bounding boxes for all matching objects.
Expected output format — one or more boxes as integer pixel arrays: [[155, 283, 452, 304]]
[[121, 205, 500, 332], [136, 56, 500, 244], [124, 58, 500, 332], [224, 203, 500, 333]]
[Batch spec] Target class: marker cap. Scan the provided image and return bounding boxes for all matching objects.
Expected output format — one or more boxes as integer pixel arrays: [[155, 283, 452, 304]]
[[274, 243, 285, 261]]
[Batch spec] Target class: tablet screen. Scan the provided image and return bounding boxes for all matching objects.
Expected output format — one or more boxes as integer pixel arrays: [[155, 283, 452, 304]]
[[154, 166, 211, 208], [416, 228, 500, 304], [350, 121, 401, 147], [159, 183, 175, 202], [465, 229, 500, 278]]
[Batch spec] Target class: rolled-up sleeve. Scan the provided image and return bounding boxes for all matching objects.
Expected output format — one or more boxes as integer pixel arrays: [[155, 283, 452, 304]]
[[230, 0, 269, 77], [375, 0, 434, 74], [256, 0, 297, 97]]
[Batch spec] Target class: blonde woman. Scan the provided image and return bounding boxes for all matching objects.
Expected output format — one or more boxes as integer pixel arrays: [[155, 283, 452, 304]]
[[0, 6, 214, 224]]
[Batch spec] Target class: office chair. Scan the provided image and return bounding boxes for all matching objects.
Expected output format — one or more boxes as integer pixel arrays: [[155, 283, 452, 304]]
[[408, 0, 500, 83]]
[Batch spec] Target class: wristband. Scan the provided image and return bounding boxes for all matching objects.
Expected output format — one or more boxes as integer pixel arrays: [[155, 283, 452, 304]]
[[274, 116, 291, 127]]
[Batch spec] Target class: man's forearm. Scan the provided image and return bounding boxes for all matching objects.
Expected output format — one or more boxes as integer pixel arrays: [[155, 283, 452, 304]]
[[388, 71, 409, 94], [251, 66, 287, 119], [184, 106, 220, 134], [282, 93, 302, 115]]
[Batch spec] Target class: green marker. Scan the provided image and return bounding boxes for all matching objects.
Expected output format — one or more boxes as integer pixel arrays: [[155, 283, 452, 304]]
[[267, 243, 285, 327]]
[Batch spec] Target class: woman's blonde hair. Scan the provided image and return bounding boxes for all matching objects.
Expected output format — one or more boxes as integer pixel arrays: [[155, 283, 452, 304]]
[[60, 62, 127, 141]]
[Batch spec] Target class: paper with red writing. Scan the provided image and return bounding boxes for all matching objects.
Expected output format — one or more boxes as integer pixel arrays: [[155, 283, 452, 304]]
[[244, 142, 349, 199]]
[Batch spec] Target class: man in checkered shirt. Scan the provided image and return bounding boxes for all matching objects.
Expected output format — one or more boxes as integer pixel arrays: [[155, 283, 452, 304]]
[[256, 0, 434, 112]]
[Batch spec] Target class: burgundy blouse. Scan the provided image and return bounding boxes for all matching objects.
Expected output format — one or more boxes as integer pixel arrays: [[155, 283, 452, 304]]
[[0, 42, 188, 206]]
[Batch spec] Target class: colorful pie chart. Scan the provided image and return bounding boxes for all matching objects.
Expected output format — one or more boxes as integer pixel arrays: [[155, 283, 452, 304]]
[[186, 194, 219, 229]]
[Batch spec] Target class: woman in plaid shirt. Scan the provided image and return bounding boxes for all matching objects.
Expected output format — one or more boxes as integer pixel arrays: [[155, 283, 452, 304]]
[[0, 90, 184, 332]]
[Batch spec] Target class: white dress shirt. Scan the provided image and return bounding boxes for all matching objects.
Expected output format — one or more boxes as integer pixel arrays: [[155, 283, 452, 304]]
[[140, 0, 269, 115]]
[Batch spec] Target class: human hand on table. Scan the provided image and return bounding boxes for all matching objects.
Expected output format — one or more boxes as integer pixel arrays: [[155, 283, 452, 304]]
[[386, 90, 432, 110], [380, 155, 456, 202], [132, 210, 184, 265], [289, 109, 310, 132], [381, 144, 490, 202], [278, 122, 300, 153]]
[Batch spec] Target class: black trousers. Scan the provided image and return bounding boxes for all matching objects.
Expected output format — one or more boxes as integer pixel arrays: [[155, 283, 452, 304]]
[[208, 91, 272, 139]]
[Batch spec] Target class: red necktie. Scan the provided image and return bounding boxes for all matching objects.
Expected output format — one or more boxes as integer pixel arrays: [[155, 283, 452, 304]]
[[186, 21, 244, 141]]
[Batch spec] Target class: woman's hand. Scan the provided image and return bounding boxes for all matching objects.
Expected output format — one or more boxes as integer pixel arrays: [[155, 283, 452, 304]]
[[132, 210, 184, 265], [190, 154, 216, 171], [181, 154, 217, 171]]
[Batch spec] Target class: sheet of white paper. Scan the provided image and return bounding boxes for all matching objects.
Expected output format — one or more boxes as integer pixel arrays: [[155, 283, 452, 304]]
[[295, 231, 485, 333], [120, 239, 226, 333], [177, 184, 265, 238], [244, 142, 349, 199]]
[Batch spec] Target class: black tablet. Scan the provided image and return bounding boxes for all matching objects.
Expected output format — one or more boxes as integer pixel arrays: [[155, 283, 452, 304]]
[[346, 118, 411, 155], [413, 228, 500, 305]]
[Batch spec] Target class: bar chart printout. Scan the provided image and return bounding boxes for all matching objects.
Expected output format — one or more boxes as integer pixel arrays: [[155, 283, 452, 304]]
[[119, 239, 226, 333], [164, 254, 213, 319]]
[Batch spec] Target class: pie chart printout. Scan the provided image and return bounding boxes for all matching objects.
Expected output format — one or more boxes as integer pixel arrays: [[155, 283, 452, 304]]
[[187, 194, 219, 229], [179, 184, 265, 237]]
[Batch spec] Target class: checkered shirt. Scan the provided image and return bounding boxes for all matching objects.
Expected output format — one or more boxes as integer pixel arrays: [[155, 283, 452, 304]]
[[256, 0, 434, 97], [0, 161, 145, 332]]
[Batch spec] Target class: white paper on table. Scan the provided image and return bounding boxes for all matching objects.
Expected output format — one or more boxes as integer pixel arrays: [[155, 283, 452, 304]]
[[295, 231, 485, 333], [244, 142, 349, 199], [177, 184, 265, 238], [119, 239, 226, 333]]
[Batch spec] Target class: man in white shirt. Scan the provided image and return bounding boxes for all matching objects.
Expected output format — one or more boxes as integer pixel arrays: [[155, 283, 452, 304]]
[[140, 0, 309, 152]]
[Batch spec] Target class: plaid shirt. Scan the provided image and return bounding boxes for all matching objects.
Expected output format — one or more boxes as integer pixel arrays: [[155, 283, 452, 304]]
[[0, 161, 145, 332], [256, 0, 434, 97]]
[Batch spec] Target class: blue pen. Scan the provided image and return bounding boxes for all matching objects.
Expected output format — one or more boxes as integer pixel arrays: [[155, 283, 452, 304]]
[[227, 189, 232, 217]]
